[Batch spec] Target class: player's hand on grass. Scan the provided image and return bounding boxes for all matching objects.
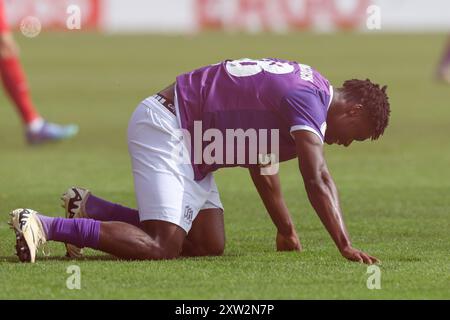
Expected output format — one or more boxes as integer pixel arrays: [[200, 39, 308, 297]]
[[276, 230, 302, 252], [340, 246, 379, 265]]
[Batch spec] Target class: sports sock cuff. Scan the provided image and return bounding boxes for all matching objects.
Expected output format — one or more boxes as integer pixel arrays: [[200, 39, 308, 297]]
[[36, 214, 53, 239], [27, 117, 45, 132]]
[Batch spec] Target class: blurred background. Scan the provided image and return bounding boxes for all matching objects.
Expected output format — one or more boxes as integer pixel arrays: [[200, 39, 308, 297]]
[[3, 0, 450, 33], [0, 0, 449, 299]]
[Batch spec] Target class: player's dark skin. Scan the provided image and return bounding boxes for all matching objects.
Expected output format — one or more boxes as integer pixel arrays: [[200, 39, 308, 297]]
[[96, 83, 379, 264]]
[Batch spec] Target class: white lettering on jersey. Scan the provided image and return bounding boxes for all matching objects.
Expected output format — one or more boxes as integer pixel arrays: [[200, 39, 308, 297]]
[[299, 63, 314, 83]]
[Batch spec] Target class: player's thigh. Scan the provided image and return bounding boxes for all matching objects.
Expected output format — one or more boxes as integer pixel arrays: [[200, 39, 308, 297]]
[[128, 100, 197, 257], [0, 32, 18, 57], [0, 0, 17, 58], [0, 0, 9, 36], [186, 208, 225, 254]]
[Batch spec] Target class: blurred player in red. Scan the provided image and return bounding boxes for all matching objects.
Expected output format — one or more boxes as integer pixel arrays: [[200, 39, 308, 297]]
[[436, 36, 450, 84], [0, 0, 77, 144]]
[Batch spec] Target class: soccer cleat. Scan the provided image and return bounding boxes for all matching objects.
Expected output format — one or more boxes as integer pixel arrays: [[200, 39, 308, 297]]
[[8, 208, 47, 263], [61, 187, 91, 258], [26, 121, 79, 145]]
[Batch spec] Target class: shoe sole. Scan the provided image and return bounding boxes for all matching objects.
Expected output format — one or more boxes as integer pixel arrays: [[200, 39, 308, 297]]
[[13, 228, 32, 263]]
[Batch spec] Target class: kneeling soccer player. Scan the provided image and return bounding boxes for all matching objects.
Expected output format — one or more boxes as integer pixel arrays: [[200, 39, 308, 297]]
[[9, 58, 390, 264]]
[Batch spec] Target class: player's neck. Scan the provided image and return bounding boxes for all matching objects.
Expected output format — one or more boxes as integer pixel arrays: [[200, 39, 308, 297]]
[[328, 89, 343, 115]]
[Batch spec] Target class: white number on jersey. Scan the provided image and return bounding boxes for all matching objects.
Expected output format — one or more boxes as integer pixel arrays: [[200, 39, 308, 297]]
[[225, 58, 294, 77]]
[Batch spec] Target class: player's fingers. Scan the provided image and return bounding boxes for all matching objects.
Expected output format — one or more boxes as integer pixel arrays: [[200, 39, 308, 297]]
[[365, 253, 378, 265], [360, 252, 372, 264], [343, 250, 363, 263], [350, 253, 363, 263], [369, 255, 380, 264]]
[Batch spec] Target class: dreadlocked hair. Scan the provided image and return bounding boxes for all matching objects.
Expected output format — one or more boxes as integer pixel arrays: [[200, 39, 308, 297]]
[[342, 79, 391, 140]]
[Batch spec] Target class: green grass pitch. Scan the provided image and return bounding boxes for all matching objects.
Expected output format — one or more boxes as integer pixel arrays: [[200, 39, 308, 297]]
[[0, 32, 449, 299]]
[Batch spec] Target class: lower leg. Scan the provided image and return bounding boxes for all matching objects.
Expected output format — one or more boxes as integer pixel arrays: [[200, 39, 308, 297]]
[[38, 215, 167, 260], [98, 221, 167, 260], [86, 194, 140, 227], [0, 33, 41, 125]]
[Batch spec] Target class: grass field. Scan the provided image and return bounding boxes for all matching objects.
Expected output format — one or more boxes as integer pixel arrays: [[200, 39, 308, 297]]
[[0, 32, 449, 299]]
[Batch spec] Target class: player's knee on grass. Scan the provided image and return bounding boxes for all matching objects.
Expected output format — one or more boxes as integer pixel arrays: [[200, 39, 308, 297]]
[[115, 232, 181, 260], [183, 232, 225, 257], [139, 220, 186, 260], [183, 208, 225, 257], [200, 231, 225, 256], [203, 238, 225, 256], [146, 240, 182, 260], [0, 33, 19, 58], [133, 234, 168, 260]]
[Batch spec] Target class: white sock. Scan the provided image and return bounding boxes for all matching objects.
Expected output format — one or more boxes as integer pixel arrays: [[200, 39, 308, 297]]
[[27, 117, 45, 133]]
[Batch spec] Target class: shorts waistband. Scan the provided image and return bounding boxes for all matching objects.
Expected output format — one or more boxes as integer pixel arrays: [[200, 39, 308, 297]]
[[152, 94, 176, 116]]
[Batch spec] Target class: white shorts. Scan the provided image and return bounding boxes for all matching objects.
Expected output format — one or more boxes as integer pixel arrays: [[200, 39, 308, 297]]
[[127, 96, 223, 233]]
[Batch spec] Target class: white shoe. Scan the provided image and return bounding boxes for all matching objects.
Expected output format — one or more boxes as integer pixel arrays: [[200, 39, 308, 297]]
[[61, 187, 91, 258], [9, 208, 47, 263]]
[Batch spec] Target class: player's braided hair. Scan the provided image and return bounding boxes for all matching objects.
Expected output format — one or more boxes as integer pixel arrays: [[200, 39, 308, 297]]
[[342, 79, 390, 140]]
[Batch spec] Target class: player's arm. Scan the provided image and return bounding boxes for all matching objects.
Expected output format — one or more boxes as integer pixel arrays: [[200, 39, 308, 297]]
[[292, 130, 378, 264], [248, 166, 301, 251]]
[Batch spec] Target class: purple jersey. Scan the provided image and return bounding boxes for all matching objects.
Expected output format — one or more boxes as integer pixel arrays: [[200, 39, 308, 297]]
[[175, 58, 333, 180]]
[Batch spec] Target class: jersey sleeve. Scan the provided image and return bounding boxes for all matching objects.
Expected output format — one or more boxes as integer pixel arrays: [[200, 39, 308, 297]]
[[279, 89, 327, 143]]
